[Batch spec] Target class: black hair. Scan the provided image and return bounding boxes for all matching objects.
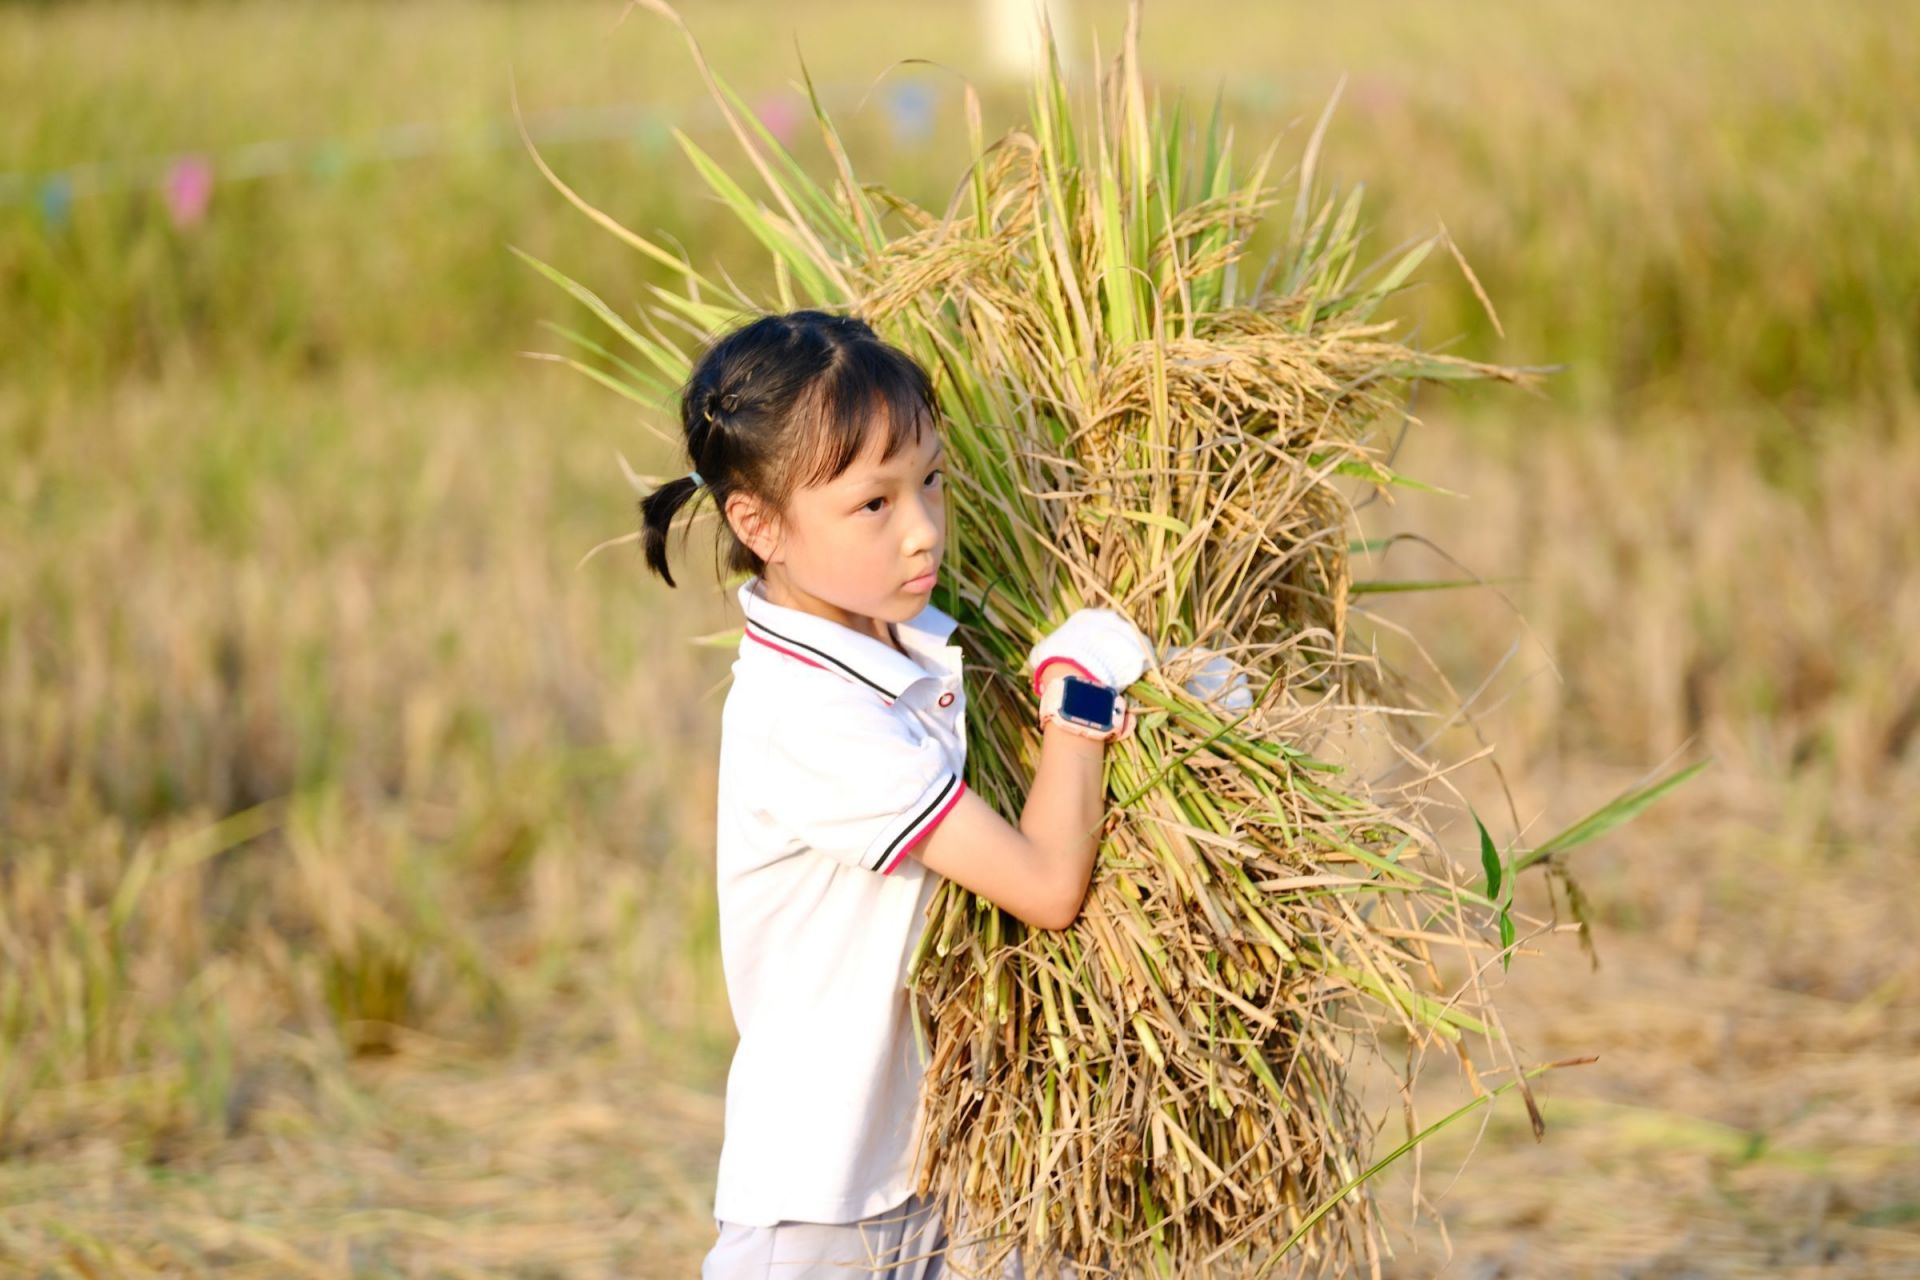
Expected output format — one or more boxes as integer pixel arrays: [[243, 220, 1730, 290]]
[[641, 309, 941, 589]]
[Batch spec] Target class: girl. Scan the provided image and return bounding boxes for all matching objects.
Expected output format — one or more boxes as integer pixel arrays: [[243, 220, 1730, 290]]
[[641, 310, 1150, 1279]]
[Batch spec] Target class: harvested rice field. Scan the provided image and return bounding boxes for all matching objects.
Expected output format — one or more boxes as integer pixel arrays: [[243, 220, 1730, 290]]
[[3, 1, 1915, 1275]]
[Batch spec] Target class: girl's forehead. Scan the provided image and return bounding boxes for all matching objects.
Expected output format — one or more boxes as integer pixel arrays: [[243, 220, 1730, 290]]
[[788, 401, 941, 496], [845, 418, 942, 474]]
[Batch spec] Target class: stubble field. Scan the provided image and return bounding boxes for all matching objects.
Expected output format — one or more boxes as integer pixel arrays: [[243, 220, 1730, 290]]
[[3, 2, 1916, 1274]]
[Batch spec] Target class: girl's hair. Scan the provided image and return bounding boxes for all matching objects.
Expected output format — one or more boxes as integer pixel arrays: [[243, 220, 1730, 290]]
[[641, 309, 940, 589]]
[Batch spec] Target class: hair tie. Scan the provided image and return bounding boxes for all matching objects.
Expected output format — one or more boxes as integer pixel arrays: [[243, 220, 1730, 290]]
[[687, 470, 704, 487]]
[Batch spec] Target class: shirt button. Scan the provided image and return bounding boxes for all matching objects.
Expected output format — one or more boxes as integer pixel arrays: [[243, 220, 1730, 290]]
[[937, 691, 955, 707]]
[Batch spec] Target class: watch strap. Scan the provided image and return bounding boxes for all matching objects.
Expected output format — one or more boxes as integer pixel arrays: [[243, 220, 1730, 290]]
[[1031, 655, 1098, 699]]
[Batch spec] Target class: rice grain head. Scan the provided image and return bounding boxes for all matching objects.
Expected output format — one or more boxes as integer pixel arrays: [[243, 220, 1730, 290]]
[[524, 2, 1597, 1276]]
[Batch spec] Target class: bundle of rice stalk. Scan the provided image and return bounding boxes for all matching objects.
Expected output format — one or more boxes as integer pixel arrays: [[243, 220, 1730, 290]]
[[516, 2, 1703, 1274]]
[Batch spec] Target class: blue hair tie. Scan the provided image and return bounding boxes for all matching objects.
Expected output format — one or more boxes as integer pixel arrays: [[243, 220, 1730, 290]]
[[687, 470, 704, 487]]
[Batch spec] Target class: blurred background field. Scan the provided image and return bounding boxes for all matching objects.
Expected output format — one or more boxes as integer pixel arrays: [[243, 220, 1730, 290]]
[[2, 0, 1917, 1275]]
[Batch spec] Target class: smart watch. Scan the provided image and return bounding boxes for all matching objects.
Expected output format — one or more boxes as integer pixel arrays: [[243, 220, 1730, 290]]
[[1037, 672, 1133, 743]]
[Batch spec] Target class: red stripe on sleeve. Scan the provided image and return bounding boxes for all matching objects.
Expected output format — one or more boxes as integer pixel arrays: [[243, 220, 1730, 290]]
[[880, 780, 967, 875]]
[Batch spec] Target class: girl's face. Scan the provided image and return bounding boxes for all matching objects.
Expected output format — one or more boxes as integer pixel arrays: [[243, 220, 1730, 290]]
[[745, 418, 947, 643]]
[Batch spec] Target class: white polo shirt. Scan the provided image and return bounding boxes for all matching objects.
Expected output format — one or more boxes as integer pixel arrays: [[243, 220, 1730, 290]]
[[709, 573, 970, 1227]]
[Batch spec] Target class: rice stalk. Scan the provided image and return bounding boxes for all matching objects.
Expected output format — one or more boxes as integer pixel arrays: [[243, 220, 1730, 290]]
[[525, 2, 1701, 1274]]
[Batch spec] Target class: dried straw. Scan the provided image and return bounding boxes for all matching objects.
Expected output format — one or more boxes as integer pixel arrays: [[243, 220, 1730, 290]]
[[515, 2, 1697, 1275]]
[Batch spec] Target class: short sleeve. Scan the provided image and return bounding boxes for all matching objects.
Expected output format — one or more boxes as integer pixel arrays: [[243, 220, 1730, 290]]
[[754, 696, 966, 875]]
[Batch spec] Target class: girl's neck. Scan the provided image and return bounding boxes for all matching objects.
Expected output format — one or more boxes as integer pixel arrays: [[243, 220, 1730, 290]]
[[760, 573, 904, 653]]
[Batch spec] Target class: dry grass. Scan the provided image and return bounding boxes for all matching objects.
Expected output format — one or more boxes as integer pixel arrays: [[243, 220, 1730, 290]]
[[4, 0, 1918, 1274], [1355, 423, 1920, 1277], [3, 374, 1914, 1275], [515, 1, 1603, 1269]]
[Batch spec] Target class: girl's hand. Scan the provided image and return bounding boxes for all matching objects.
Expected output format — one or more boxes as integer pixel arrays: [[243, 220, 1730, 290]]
[[1026, 607, 1152, 697]]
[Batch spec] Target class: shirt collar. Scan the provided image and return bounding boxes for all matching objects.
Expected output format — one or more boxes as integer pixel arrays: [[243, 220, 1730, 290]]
[[737, 574, 959, 704]]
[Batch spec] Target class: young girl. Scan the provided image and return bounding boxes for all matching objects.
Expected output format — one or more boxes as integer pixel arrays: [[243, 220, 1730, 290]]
[[641, 310, 1150, 1279]]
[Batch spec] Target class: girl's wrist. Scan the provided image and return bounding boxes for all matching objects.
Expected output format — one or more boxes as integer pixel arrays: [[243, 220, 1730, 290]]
[[1036, 671, 1134, 745], [1041, 714, 1110, 752]]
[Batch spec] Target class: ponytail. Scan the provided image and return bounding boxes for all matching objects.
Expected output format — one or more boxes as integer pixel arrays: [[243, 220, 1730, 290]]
[[639, 470, 707, 590]]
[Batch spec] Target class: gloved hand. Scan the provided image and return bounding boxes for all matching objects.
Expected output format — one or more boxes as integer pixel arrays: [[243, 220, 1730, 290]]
[[1158, 642, 1254, 712], [1026, 607, 1153, 697]]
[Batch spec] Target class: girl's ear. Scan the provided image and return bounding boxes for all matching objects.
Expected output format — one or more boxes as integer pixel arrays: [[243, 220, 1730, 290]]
[[726, 491, 784, 564]]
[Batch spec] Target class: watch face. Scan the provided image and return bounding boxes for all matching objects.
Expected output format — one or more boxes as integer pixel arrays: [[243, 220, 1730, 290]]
[[1059, 674, 1118, 728]]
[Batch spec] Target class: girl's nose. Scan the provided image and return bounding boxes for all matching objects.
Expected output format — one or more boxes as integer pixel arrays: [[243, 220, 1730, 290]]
[[908, 493, 942, 546]]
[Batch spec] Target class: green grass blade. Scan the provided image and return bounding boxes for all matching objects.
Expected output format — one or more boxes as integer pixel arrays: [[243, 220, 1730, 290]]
[[1251, 1058, 1589, 1275], [671, 128, 840, 304], [508, 245, 667, 366], [1516, 758, 1713, 873], [1349, 577, 1525, 595]]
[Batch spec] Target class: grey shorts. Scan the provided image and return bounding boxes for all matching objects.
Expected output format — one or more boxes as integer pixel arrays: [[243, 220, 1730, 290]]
[[700, 1189, 1031, 1280]]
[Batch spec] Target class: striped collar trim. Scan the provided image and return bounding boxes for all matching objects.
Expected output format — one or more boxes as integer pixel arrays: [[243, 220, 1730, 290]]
[[737, 575, 958, 704]]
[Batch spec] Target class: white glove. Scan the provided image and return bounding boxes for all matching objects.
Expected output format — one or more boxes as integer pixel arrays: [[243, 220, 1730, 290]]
[[1026, 607, 1152, 697], [1159, 642, 1254, 712]]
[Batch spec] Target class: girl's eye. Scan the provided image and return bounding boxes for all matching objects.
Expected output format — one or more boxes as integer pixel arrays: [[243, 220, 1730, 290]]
[[860, 470, 943, 514]]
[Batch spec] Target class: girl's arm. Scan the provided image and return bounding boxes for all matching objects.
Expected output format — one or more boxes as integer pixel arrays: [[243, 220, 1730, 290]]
[[909, 667, 1113, 930]]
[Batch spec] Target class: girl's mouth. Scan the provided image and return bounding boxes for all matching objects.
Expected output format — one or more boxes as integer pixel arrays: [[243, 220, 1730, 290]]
[[903, 567, 939, 592]]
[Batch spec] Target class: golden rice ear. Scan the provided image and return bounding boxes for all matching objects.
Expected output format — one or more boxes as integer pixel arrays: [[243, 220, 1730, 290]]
[[536, 0, 1649, 1273]]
